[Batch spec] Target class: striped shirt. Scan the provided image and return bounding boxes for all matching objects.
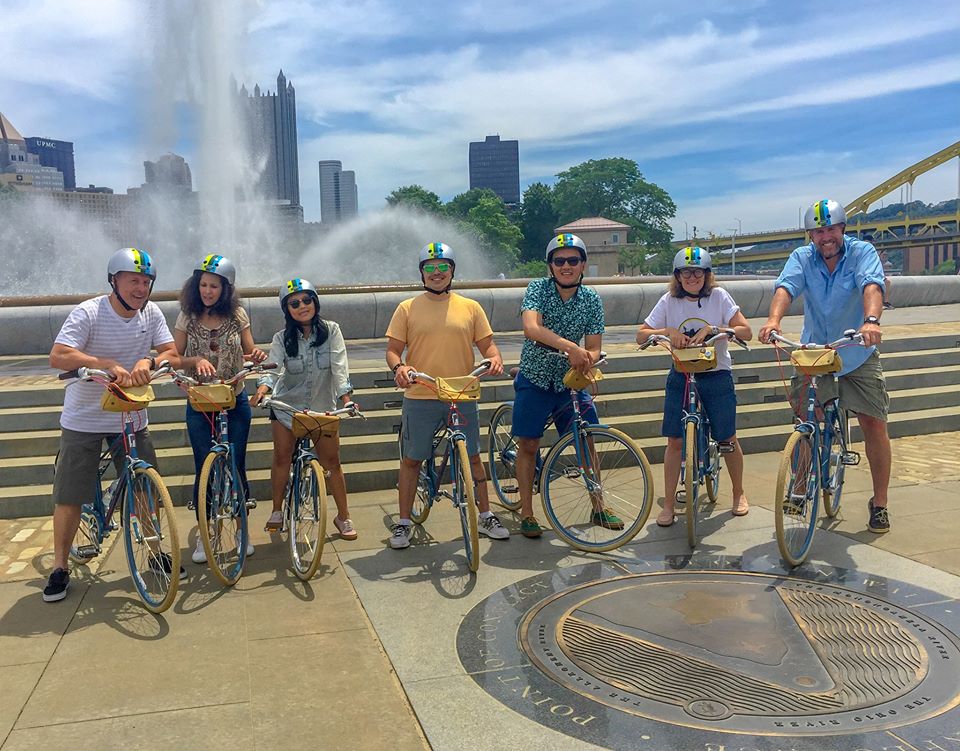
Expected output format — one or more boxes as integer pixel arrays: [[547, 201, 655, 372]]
[[55, 296, 173, 433]]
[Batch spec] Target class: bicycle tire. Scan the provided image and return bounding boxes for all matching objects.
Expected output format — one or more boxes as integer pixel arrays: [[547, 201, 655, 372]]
[[288, 458, 327, 581], [541, 426, 653, 552], [684, 421, 701, 549], [774, 430, 820, 567], [822, 408, 847, 518], [487, 402, 521, 511], [454, 438, 480, 573], [69, 506, 101, 564], [398, 430, 432, 524], [198, 450, 246, 587], [705, 440, 721, 503], [122, 466, 180, 613]]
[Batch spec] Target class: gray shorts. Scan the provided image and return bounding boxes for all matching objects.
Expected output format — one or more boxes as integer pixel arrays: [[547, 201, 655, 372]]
[[789, 350, 889, 421], [52, 428, 159, 507], [400, 398, 480, 461]]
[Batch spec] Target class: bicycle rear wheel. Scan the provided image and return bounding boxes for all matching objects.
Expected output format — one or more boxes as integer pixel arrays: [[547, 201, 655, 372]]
[[123, 466, 180, 613], [774, 430, 820, 567], [705, 440, 721, 503], [288, 458, 327, 581], [454, 439, 480, 573], [541, 426, 653, 552], [684, 421, 702, 549], [488, 402, 521, 511], [822, 407, 847, 518], [198, 451, 246, 586]]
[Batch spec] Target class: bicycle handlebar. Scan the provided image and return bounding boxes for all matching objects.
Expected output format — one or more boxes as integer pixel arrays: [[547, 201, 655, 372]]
[[260, 397, 366, 421], [59, 360, 173, 383], [169, 361, 278, 388], [769, 329, 863, 350], [408, 359, 493, 385], [546, 350, 608, 366], [641, 331, 748, 351]]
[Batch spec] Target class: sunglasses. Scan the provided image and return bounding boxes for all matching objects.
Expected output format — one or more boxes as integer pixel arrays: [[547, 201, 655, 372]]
[[679, 269, 705, 279], [422, 262, 451, 274], [551, 256, 583, 267], [287, 297, 315, 310]]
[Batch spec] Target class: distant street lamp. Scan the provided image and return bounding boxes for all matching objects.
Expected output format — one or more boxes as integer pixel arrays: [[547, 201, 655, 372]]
[[683, 220, 689, 241], [730, 218, 742, 275]]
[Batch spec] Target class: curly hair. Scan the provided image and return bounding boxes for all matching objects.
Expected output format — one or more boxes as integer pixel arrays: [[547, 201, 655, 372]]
[[179, 270, 241, 317], [283, 291, 329, 357]]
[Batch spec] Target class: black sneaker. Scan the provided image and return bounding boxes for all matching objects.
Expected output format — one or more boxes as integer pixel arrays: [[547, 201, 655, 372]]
[[42, 568, 70, 602], [148, 552, 188, 582], [868, 499, 890, 534], [882, 301, 894, 311]]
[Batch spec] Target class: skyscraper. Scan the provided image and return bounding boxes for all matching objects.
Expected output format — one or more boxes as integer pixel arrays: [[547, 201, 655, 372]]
[[236, 70, 301, 209], [0, 113, 65, 191], [25, 137, 75, 191], [318, 160, 359, 223], [143, 153, 192, 192], [468, 135, 520, 205]]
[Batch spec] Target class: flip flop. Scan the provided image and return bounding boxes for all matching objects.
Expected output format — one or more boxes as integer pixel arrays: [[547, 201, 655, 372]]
[[656, 509, 675, 527]]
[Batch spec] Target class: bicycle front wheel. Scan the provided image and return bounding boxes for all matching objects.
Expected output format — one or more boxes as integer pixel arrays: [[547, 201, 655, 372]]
[[822, 408, 847, 518], [123, 466, 180, 613], [398, 430, 432, 524], [774, 430, 820, 567], [199, 451, 246, 587], [488, 402, 521, 511], [69, 505, 101, 564], [454, 439, 480, 573], [288, 458, 327, 581], [541, 427, 653, 552], [684, 421, 701, 549]]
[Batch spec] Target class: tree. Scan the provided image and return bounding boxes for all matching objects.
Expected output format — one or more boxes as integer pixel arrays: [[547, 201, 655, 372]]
[[552, 158, 676, 251], [511, 260, 548, 278], [445, 188, 500, 219], [519, 182, 558, 263], [461, 194, 522, 271], [385, 185, 444, 214], [618, 243, 646, 275]]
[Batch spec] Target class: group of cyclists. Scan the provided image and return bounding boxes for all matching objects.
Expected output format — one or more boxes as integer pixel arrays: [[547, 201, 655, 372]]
[[41, 197, 893, 604]]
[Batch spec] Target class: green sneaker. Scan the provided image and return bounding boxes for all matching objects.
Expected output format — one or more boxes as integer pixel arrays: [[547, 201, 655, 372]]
[[591, 508, 625, 530], [520, 516, 543, 538]]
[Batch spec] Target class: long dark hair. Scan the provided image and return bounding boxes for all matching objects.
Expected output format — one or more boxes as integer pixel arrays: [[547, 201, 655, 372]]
[[179, 270, 240, 317], [283, 292, 329, 357]]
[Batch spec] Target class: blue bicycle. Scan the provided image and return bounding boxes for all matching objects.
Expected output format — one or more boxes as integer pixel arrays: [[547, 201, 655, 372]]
[[171, 362, 275, 586], [61, 363, 181, 613], [769, 330, 863, 566], [641, 330, 748, 548]]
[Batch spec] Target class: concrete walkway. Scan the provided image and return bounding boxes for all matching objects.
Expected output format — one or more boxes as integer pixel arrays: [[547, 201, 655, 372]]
[[2, 302, 959, 749]]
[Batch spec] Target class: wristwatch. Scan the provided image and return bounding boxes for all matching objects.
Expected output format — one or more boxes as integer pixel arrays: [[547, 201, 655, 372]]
[[863, 315, 880, 326]]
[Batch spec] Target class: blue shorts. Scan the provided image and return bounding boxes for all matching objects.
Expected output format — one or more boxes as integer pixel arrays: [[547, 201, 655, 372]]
[[511, 372, 599, 440], [662, 368, 737, 441], [401, 398, 480, 461]]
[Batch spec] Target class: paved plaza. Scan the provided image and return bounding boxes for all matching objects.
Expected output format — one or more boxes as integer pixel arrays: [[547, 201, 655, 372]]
[[2, 304, 960, 750]]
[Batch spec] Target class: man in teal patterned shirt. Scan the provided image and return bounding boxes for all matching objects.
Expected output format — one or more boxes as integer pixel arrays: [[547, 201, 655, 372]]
[[512, 234, 605, 538]]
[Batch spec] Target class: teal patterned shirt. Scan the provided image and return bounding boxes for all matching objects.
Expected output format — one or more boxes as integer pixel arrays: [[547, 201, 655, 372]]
[[518, 278, 605, 392]]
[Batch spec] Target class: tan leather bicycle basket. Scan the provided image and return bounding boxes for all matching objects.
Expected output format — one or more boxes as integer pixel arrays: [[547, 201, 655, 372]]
[[436, 376, 481, 402], [673, 346, 717, 373], [100, 384, 155, 412], [292, 411, 340, 439], [188, 384, 237, 413], [790, 348, 842, 376], [562, 367, 604, 391]]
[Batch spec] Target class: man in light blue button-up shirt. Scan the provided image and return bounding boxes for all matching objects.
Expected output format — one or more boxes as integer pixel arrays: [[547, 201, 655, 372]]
[[760, 199, 892, 534]]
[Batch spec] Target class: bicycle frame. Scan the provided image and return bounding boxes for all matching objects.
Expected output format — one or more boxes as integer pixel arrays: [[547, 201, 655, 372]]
[[680, 374, 710, 488]]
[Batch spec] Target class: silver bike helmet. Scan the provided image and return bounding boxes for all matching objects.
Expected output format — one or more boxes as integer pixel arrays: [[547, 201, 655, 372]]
[[279, 278, 318, 308], [419, 242, 456, 266], [107, 248, 156, 280], [545, 233, 587, 263], [673, 246, 712, 271], [196, 254, 236, 286], [803, 199, 847, 230]]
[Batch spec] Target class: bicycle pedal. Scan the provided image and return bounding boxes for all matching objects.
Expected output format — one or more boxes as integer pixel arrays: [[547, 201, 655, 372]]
[[842, 451, 861, 466], [245, 499, 258, 510], [74, 545, 99, 558], [717, 442, 735, 454], [502, 485, 519, 493]]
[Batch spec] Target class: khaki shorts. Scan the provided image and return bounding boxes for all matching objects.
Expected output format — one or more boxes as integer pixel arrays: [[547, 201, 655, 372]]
[[52, 428, 159, 507], [789, 350, 889, 421]]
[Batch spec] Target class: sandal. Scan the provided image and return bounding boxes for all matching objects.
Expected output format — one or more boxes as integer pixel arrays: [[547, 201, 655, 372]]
[[732, 497, 750, 517], [334, 516, 358, 540], [264, 510, 283, 531], [656, 508, 675, 527]]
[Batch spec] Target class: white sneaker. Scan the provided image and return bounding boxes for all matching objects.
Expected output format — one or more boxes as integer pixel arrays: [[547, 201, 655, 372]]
[[389, 523, 412, 550], [236, 532, 255, 557], [479, 513, 510, 540], [192, 536, 207, 564]]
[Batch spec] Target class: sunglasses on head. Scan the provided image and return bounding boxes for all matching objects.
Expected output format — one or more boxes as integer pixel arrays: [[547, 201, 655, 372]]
[[287, 297, 315, 310], [422, 262, 451, 274], [551, 256, 583, 267]]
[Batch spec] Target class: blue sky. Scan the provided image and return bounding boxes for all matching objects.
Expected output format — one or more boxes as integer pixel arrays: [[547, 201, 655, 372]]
[[3, 0, 960, 236]]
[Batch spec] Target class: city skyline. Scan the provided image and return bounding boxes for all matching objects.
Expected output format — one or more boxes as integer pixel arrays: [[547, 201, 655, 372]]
[[3, 1, 959, 234]]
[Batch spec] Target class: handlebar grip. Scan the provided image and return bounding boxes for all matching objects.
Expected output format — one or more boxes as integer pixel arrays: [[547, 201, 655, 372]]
[[262, 362, 279, 370], [58, 369, 80, 380]]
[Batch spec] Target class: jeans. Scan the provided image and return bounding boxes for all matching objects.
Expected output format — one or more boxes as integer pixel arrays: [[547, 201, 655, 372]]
[[185, 390, 252, 519]]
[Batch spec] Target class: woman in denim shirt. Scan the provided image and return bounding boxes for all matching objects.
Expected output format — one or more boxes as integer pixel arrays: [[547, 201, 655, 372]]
[[252, 279, 358, 540]]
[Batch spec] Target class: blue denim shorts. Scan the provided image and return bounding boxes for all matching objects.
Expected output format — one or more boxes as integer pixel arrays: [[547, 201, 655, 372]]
[[400, 398, 480, 461], [662, 368, 737, 441], [511, 372, 599, 440]]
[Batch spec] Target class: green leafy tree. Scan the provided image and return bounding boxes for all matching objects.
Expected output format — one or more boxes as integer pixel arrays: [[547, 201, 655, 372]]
[[552, 158, 676, 250], [445, 188, 501, 219], [460, 195, 522, 272], [617, 243, 647, 275], [519, 182, 558, 263], [385, 185, 444, 214], [511, 260, 548, 278]]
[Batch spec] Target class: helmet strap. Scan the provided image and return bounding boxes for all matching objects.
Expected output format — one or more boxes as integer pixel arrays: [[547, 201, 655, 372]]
[[552, 275, 583, 290], [421, 265, 453, 294], [109, 276, 149, 312]]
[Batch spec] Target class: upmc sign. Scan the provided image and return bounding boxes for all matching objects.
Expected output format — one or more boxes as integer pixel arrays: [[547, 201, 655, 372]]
[[34, 140, 57, 149]]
